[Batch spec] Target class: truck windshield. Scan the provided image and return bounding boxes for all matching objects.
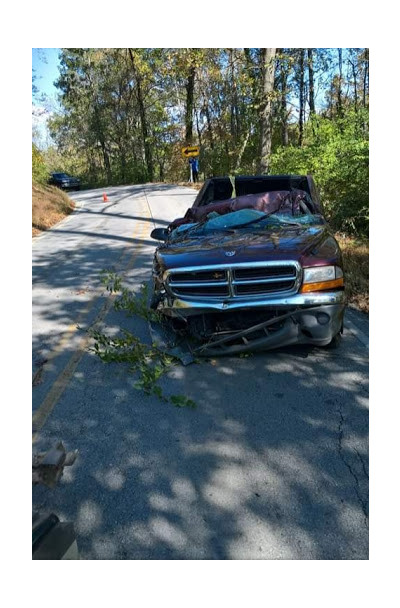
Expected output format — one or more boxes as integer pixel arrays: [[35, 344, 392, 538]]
[[171, 210, 323, 240]]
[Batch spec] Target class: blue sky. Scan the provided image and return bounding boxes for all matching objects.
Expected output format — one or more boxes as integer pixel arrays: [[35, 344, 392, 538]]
[[32, 48, 61, 103], [32, 48, 62, 146]]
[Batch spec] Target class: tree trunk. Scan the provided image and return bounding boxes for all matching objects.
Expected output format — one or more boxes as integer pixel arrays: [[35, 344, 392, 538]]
[[235, 128, 251, 172], [94, 106, 112, 183], [349, 57, 358, 111], [87, 148, 97, 184], [228, 48, 239, 142], [204, 101, 214, 150], [363, 49, 369, 107], [185, 60, 196, 144], [337, 48, 343, 118], [307, 48, 315, 115], [128, 49, 154, 182], [259, 48, 276, 173], [298, 49, 305, 146], [99, 138, 111, 183], [195, 102, 203, 148], [229, 49, 235, 139], [277, 49, 289, 146]]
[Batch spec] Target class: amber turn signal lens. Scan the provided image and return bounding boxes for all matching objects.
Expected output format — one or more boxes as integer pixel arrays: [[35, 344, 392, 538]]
[[300, 278, 344, 293]]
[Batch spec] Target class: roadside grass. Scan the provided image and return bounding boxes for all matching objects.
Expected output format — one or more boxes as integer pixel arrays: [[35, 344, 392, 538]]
[[336, 234, 369, 314], [32, 182, 75, 236], [177, 181, 203, 191]]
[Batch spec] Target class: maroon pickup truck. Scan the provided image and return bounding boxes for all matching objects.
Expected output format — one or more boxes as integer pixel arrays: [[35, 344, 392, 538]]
[[150, 175, 345, 356]]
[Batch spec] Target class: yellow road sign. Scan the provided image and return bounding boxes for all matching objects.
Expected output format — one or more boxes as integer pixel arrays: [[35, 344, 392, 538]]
[[182, 145, 200, 158]]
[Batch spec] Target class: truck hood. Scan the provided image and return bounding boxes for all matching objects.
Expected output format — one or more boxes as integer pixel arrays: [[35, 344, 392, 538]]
[[157, 224, 339, 269]]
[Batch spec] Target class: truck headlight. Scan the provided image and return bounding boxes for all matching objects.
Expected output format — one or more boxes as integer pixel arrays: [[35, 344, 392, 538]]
[[300, 265, 344, 292]]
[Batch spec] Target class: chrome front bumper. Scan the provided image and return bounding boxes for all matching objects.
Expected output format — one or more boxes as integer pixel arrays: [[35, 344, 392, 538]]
[[159, 290, 346, 317]]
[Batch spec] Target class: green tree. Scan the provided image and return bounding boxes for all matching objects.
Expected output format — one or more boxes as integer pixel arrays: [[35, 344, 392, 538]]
[[32, 143, 48, 184], [45, 47, 368, 236], [270, 109, 369, 234]]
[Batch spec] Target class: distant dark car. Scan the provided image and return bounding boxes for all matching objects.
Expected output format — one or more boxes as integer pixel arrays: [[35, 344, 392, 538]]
[[49, 173, 80, 190], [150, 175, 345, 356]]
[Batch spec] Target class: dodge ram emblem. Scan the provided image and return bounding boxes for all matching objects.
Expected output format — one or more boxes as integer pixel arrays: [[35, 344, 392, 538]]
[[225, 251, 236, 257]]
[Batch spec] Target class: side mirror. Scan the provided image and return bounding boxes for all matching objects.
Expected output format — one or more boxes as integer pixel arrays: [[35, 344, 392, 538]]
[[150, 227, 168, 241]]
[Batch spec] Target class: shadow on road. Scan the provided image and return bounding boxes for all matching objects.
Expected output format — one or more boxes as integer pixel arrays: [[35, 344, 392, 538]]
[[34, 228, 156, 247], [33, 316, 369, 559], [32, 226, 154, 377], [32, 184, 368, 559], [80, 208, 171, 226]]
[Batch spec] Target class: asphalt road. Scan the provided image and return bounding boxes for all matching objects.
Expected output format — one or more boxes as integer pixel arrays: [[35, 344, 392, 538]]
[[32, 184, 369, 560]]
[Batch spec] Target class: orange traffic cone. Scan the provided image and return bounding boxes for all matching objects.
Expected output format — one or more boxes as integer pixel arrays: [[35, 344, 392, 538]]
[[103, 192, 109, 202]]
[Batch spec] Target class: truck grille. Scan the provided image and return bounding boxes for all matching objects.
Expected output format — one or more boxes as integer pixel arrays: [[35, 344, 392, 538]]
[[166, 262, 300, 299]]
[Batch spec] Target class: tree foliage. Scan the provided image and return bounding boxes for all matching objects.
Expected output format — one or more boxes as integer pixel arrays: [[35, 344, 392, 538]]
[[32, 143, 48, 184], [270, 109, 369, 234], [44, 48, 369, 235]]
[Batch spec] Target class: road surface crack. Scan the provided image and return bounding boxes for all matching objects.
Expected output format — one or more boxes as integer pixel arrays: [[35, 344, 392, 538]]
[[337, 403, 369, 528], [354, 448, 369, 479]]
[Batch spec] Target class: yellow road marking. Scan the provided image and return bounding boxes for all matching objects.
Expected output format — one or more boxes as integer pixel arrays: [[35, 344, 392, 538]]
[[32, 204, 151, 385], [32, 293, 116, 436], [32, 213, 151, 440], [32, 191, 151, 383], [32, 241, 133, 387]]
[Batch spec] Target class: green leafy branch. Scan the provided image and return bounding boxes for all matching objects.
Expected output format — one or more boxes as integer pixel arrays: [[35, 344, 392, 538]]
[[101, 270, 160, 322], [90, 271, 196, 408]]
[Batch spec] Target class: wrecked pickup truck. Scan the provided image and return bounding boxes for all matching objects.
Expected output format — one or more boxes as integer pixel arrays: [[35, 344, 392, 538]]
[[150, 175, 345, 356]]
